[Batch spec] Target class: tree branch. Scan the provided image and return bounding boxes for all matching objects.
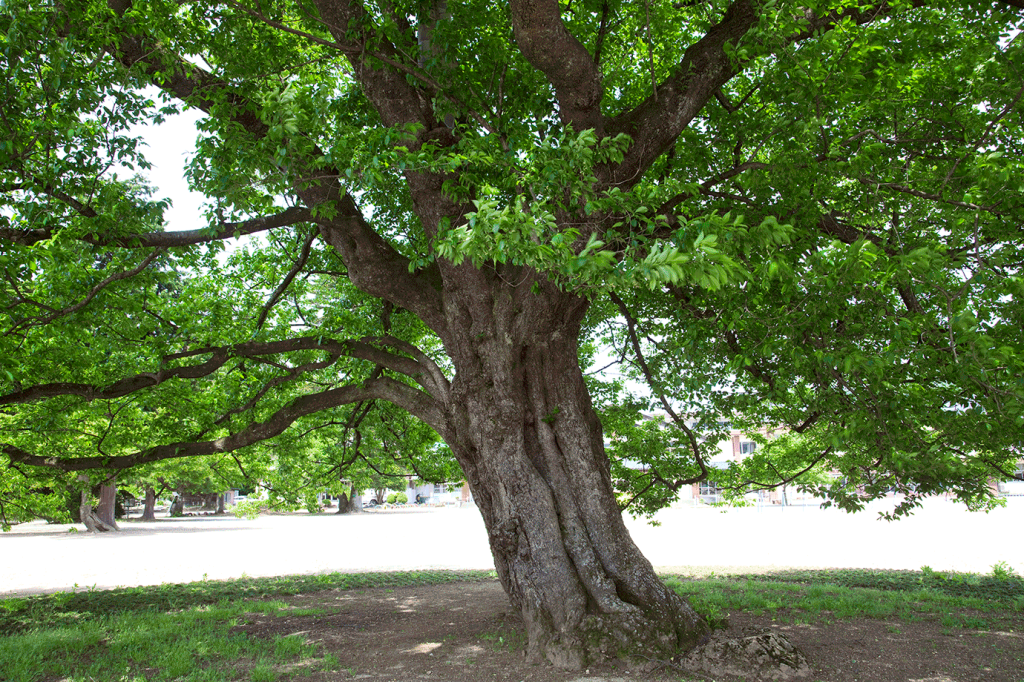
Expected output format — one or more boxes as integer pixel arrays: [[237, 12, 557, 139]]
[[2, 376, 446, 473], [609, 291, 709, 481], [0, 335, 448, 406], [0, 206, 315, 248], [5, 249, 164, 336], [96, 0, 448, 335], [508, 0, 604, 132], [255, 228, 317, 330]]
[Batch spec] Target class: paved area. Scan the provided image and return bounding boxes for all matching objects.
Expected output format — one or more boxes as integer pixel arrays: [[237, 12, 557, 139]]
[[1, 497, 1021, 596]]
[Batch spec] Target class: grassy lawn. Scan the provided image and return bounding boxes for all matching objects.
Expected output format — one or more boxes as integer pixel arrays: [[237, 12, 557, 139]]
[[667, 565, 1024, 632], [1, 567, 1021, 682]]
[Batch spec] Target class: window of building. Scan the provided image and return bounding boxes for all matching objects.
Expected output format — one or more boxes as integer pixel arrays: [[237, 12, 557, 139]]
[[698, 481, 721, 496], [740, 441, 757, 455], [433, 483, 445, 494]]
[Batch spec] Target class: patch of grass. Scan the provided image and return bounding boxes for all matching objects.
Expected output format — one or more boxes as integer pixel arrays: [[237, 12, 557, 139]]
[[665, 567, 1023, 632], [726, 567, 1024, 602], [0, 569, 497, 637], [0, 606, 265, 682], [0, 570, 497, 682]]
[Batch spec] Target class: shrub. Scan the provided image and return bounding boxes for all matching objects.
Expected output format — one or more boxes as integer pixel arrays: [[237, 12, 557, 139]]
[[386, 493, 397, 504], [394, 492, 408, 504]]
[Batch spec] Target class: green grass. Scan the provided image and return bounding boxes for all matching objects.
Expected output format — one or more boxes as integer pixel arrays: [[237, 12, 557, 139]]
[[0, 570, 496, 682], [666, 566, 1024, 630], [0, 569, 496, 637], [1, 566, 1020, 682], [0, 600, 320, 682]]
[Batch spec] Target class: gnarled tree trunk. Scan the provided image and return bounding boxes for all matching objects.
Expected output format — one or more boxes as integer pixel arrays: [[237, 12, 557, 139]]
[[440, 273, 709, 668], [336, 482, 360, 514], [78, 475, 118, 532]]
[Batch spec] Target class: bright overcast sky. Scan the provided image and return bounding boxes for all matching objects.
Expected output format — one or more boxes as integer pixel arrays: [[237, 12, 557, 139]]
[[135, 105, 207, 233]]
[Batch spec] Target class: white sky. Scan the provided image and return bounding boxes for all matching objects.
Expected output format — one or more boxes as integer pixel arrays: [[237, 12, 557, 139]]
[[133, 106, 207, 233]]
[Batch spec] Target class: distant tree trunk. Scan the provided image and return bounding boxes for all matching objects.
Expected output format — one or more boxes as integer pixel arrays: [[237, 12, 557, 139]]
[[141, 487, 157, 521], [201, 493, 218, 511], [168, 496, 184, 517], [217, 493, 226, 514], [78, 475, 118, 532], [336, 483, 361, 514], [96, 481, 118, 529]]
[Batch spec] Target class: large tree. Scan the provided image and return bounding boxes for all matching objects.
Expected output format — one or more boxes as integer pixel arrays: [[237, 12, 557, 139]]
[[2, 0, 1023, 668]]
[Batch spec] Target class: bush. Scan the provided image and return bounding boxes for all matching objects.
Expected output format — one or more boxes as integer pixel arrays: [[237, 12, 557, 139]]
[[233, 499, 265, 520], [386, 493, 397, 504], [394, 492, 408, 504]]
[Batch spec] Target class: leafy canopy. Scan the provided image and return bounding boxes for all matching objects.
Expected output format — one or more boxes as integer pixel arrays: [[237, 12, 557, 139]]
[[1, 0, 1023, 526]]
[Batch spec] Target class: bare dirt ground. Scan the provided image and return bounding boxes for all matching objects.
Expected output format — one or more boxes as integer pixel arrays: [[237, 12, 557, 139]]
[[234, 580, 1024, 682]]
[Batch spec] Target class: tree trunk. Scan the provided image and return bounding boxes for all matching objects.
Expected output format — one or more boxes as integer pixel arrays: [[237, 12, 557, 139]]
[[141, 487, 157, 521], [201, 492, 218, 511], [95, 481, 119, 530], [217, 493, 226, 514], [78, 475, 118, 532], [439, 273, 709, 668], [336, 483, 360, 513]]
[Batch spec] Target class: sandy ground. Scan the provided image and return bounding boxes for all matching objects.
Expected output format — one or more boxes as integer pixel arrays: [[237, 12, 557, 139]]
[[1, 496, 1021, 597]]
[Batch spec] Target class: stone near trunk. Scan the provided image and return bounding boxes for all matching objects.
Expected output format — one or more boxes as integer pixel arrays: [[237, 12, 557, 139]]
[[681, 630, 811, 680]]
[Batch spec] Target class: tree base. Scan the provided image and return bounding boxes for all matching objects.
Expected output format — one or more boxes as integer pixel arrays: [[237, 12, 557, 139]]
[[524, 599, 711, 670]]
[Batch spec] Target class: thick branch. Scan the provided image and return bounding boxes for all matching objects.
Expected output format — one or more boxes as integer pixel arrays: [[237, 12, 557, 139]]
[[508, 0, 603, 132], [606, 0, 757, 186], [0, 335, 446, 406], [0, 206, 313, 248], [2, 376, 446, 473], [311, 0, 434, 129], [607, 0, 915, 188]]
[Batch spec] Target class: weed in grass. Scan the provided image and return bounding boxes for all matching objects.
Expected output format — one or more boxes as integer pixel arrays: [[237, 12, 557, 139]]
[[993, 561, 1018, 581], [250, 662, 278, 682], [960, 616, 991, 629], [320, 652, 339, 670], [274, 634, 309, 659]]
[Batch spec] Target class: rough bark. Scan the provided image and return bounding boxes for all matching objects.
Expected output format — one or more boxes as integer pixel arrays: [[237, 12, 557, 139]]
[[438, 270, 710, 668], [78, 475, 118, 532], [95, 481, 118, 530], [336, 488, 351, 514], [336, 482, 361, 514], [141, 487, 157, 521]]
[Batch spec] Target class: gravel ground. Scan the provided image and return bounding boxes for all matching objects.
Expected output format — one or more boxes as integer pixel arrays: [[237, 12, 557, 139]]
[[1, 496, 1021, 596]]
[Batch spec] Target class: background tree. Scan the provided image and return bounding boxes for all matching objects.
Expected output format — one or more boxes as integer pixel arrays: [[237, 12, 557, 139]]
[[2, 0, 1023, 668]]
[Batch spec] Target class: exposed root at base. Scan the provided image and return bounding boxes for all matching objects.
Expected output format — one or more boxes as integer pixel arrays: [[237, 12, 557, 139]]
[[639, 630, 811, 680]]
